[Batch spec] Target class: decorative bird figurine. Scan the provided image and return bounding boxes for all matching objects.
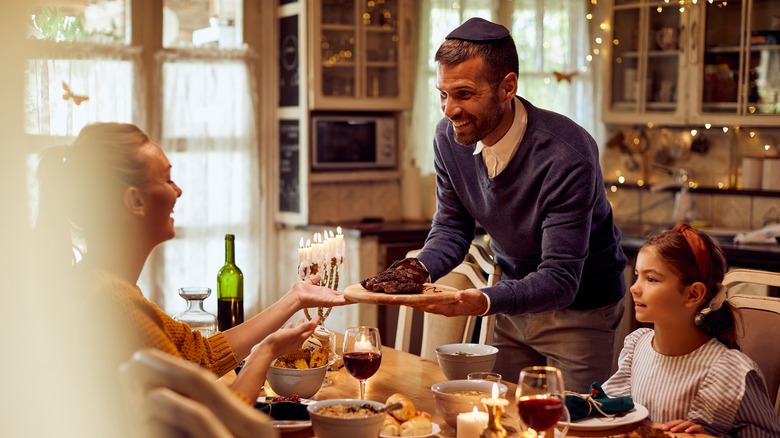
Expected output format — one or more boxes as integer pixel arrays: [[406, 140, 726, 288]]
[[553, 70, 579, 83], [62, 81, 89, 105]]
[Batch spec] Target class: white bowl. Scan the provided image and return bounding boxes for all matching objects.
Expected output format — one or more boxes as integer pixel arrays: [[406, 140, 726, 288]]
[[435, 343, 498, 380], [307, 399, 385, 438], [431, 379, 508, 428], [265, 363, 327, 399]]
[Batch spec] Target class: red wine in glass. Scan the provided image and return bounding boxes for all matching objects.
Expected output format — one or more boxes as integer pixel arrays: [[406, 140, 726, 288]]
[[343, 326, 382, 399], [516, 366, 570, 437], [343, 351, 382, 379], [517, 395, 564, 432]]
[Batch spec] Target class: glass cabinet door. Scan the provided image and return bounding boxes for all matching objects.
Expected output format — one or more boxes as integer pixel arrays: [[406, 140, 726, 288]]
[[320, 0, 357, 97], [606, 1, 683, 122], [700, 0, 743, 116], [744, 0, 780, 116], [645, 5, 682, 113], [316, 0, 402, 101], [363, 0, 400, 99], [609, 7, 642, 113]]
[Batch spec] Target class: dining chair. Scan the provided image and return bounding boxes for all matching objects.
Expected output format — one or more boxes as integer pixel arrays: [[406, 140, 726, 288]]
[[724, 269, 780, 414], [395, 243, 500, 361], [120, 348, 279, 438]]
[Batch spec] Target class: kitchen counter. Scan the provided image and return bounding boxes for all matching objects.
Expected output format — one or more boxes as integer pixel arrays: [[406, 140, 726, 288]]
[[330, 220, 780, 272], [617, 223, 780, 272]]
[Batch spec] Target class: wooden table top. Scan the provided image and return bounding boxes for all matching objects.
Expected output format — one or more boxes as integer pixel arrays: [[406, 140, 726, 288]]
[[250, 338, 713, 437]]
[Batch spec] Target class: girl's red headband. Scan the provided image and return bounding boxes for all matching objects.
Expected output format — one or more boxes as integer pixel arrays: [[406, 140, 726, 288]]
[[673, 223, 712, 283]]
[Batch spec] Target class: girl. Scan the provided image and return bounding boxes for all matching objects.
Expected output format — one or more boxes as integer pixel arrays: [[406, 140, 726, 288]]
[[602, 224, 780, 437]]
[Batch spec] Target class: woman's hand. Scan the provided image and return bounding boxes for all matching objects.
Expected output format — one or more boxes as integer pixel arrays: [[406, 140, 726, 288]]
[[661, 419, 705, 434], [250, 317, 321, 361], [231, 317, 320, 401], [288, 274, 350, 310]]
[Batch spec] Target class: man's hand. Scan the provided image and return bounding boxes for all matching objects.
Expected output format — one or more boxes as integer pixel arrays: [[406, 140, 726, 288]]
[[410, 288, 488, 316]]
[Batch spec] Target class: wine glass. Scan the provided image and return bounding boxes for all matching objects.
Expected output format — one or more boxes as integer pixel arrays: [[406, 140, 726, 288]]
[[516, 366, 570, 437], [342, 326, 382, 400]]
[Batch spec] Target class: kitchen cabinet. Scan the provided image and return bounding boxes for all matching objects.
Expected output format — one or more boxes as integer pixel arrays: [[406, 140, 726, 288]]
[[602, 0, 780, 127], [308, 0, 412, 110]]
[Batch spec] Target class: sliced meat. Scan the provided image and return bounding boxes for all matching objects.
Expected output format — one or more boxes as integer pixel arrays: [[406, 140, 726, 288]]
[[360, 258, 428, 293]]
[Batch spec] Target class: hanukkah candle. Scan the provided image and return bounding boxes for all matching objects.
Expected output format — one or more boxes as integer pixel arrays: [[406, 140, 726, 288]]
[[298, 227, 346, 323]]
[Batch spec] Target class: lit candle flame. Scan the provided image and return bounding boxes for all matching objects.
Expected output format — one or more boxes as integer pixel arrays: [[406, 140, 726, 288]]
[[491, 382, 499, 399]]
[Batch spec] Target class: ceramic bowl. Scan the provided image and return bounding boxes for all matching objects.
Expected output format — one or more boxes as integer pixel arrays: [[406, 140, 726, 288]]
[[265, 363, 327, 399], [435, 343, 498, 380], [307, 399, 385, 438], [431, 379, 508, 428]]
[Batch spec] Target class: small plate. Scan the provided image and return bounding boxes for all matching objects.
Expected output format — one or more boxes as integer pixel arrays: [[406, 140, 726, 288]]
[[271, 420, 311, 432], [561, 402, 649, 431], [256, 396, 313, 431], [344, 283, 459, 305], [380, 421, 441, 438]]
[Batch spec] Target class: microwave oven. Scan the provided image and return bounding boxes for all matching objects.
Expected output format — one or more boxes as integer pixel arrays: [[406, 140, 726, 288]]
[[310, 115, 397, 171]]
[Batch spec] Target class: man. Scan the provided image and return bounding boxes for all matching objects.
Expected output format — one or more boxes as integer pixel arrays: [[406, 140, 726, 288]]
[[412, 17, 627, 391]]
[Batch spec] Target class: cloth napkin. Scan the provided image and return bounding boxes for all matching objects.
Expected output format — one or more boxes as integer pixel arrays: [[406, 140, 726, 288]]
[[565, 382, 634, 421]]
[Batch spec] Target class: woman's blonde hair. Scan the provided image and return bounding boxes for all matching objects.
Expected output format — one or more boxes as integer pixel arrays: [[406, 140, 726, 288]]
[[36, 123, 151, 262]]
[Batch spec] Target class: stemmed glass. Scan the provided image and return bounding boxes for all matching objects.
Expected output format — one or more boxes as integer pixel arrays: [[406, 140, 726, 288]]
[[516, 366, 570, 437], [342, 326, 382, 400]]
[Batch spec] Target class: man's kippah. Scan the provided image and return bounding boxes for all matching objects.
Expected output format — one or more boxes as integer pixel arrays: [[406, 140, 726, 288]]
[[445, 17, 510, 42]]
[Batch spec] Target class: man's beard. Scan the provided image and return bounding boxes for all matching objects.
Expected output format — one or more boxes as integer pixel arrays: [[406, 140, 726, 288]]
[[451, 93, 504, 146]]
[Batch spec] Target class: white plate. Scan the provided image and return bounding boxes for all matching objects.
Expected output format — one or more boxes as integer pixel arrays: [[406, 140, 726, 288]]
[[271, 419, 312, 432], [561, 402, 649, 431], [380, 421, 441, 438]]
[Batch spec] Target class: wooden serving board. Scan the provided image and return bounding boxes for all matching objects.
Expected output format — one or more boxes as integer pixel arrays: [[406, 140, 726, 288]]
[[343, 283, 459, 305]]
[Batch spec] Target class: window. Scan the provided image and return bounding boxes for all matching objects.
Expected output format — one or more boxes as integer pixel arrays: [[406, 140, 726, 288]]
[[412, 0, 599, 175], [25, 0, 271, 318]]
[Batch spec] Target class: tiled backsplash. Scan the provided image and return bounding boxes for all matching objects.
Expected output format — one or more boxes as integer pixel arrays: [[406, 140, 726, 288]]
[[308, 180, 403, 224], [603, 125, 780, 230]]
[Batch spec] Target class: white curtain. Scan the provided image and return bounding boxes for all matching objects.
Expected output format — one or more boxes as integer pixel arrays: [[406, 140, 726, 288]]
[[25, 45, 143, 136], [410, 0, 602, 176], [141, 49, 265, 318], [25, 44, 266, 319]]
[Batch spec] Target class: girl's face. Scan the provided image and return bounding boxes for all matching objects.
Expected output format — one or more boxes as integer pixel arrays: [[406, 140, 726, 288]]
[[630, 246, 691, 325], [136, 142, 182, 246]]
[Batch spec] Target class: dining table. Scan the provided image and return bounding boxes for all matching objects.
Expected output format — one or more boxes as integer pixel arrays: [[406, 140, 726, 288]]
[[236, 336, 714, 438]]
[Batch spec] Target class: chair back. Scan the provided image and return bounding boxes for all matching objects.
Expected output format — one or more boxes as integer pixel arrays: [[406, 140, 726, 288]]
[[396, 243, 499, 361], [724, 269, 780, 414], [120, 349, 279, 438]]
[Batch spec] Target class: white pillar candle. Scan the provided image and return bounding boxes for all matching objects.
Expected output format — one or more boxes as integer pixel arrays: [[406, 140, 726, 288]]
[[457, 407, 488, 438]]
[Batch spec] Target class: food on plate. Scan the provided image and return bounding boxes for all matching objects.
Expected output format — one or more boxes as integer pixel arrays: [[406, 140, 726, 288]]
[[360, 258, 429, 293], [382, 414, 401, 436], [621, 426, 671, 437], [314, 403, 382, 418], [382, 393, 433, 436], [386, 393, 416, 422], [400, 414, 433, 436], [272, 347, 329, 369]]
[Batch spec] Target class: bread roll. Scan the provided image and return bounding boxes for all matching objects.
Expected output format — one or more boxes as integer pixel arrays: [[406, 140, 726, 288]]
[[386, 393, 416, 422], [400, 415, 432, 436], [382, 414, 401, 436]]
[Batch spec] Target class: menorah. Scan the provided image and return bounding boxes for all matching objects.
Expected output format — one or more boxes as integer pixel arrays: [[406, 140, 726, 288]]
[[297, 227, 345, 322]]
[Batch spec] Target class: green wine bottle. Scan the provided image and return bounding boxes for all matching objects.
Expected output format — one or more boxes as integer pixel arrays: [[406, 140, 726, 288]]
[[217, 234, 244, 331]]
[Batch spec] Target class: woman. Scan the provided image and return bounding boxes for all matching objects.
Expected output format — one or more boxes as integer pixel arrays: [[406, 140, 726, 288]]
[[36, 122, 347, 402], [602, 224, 780, 437]]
